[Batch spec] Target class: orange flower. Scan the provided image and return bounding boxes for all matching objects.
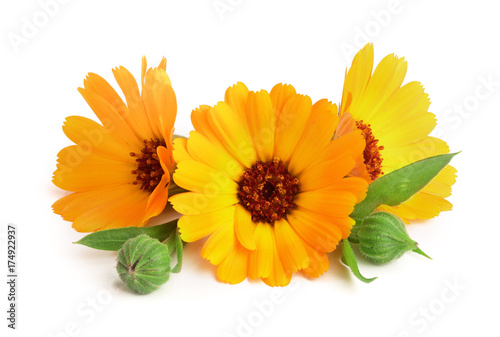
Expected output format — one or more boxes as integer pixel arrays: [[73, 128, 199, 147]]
[[52, 57, 177, 232], [336, 44, 457, 221], [169, 83, 368, 286]]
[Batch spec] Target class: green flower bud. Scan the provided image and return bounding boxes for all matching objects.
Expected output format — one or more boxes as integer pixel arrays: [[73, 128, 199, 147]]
[[116, 234, 171, 294], [358, 212, 430, 264]]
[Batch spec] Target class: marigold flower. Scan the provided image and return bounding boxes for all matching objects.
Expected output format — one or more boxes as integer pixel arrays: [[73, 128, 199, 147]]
[[52, 58, 177, 232], [169, 83, 368, 286], [336, 44, 457, 222]]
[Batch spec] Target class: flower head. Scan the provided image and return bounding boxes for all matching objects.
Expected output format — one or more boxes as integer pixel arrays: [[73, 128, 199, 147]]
[[170, 83, 368, 286], [336, 44, 457, 222], [52, 57, 177, 232]]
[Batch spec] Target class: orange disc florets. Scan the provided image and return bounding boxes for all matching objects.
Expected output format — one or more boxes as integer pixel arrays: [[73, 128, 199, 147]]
[[130, 138, 166, 192], [237, 158, 299, 225], [356, 120, 384, 180]]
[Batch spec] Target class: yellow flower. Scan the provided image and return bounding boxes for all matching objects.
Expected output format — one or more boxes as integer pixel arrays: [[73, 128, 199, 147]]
[[336, 44, 457, 221], [169, 83, 368, 286], [52, 57, 177, 232]]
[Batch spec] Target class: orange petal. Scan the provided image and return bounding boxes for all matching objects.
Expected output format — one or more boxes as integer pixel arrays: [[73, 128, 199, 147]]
[[53, 146, 135, 192], [274, 218, 310, 273], [262, 229, 292, 287], [288, 99, 339, 175], [287, 208, 344, 252], [274, 94, 313, 164], [246, 90, 275, 162]]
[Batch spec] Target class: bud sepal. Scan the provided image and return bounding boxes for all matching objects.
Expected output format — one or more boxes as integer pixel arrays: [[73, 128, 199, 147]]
[[358, 211, 431, 264]]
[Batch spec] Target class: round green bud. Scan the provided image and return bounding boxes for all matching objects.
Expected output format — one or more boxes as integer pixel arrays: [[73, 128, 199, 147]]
[[116, 234, 171, 294], [358, 212, 429, 264]]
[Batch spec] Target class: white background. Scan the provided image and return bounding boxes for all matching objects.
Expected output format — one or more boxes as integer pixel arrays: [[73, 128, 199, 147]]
[[1, 0, 499, 336]]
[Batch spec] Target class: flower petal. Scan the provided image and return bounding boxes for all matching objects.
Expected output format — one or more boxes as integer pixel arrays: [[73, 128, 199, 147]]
[[247, 223, 274, 279], [173, 160, 238, 195], [170, 192, 238, 216], [288, 99, 339, 175], [246, 90, 275, 162], [274, 94, 312, 164], [208, 101, 258, 168], [187, 131, 245, 181], [179, 205, 235, 243], [274, 218, 310, 273], [234, 204, 257, 250], [287, 208, 344, 252], [216, 240, 249, 285], [172, 137, 193, 163]]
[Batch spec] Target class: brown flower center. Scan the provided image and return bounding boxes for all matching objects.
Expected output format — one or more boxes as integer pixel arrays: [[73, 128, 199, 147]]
[[237, 158, 299, 225], [356, 120, 384, 180], [130, 138, 166, 192]]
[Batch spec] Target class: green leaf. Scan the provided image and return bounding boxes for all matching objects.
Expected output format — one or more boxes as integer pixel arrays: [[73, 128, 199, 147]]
[[341, 239, 377, 283], [351, 152, 458, 220], [75, 220, 178, 251]]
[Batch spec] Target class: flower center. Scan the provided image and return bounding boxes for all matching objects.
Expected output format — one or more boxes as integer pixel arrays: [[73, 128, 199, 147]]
[[237, 158, 299, 225], [130, 138, 166, 192], [356, 120, 384, 180]]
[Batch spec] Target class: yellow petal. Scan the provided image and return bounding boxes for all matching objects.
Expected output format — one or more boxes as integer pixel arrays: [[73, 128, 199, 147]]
[[288, 99, 339, 175], [247, 223, 274, 279], [187, 131, 245, 181], [224, 82, 250, 125], [341, 43, 374, 115], [234, 204, 257, 250], [262, 230, 292, 287], [381, 136, 449, 172], [202, 219, 236, 265], [179, 205, 235, 243], [270, 83, 297, 118], [208, 102, 258, 168], [352, 53, 407, 121], [172, 137, 193, 163], [173, 160, 238, 195], [216, 240, 249, 285], [170, 192, 238, 216], [191, 105, 219, 143], [246, 90, 275, 162]]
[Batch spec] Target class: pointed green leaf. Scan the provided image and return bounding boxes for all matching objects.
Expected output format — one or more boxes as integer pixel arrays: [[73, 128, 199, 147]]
[[351, 152, 458, 220], [75, 220, 178, 251], [341, 239, 377, 283]]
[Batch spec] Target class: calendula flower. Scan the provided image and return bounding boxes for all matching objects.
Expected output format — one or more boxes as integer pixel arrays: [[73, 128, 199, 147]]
[[169, 83, 368, 286], [52, 58, 177, 232], [336, 44, 457, 221]]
